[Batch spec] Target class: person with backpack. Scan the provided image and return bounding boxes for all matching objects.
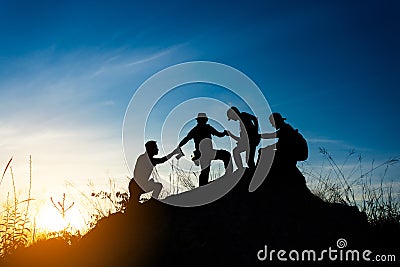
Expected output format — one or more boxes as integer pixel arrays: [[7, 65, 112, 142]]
[[259, 112, 308, 168]]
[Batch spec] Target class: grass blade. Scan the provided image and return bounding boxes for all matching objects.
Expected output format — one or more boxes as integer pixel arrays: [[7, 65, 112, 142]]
[[0, 157, 13, 188]]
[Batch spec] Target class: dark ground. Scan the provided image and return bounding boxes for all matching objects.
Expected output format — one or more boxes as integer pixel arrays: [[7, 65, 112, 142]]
[[2, 166, 399, 267]]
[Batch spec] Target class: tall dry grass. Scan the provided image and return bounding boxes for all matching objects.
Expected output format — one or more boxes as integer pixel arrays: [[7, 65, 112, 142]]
[[299, 148, 400, 226], [160, 159, 224, 197], [65, 178, 129, 229], [0, 156, 34, 257], [1, 150, 399, 258], [0, 156, 83, 258]]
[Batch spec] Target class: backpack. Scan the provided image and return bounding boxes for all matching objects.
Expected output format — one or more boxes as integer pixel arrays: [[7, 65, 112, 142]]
[[292, 129, 308, 161]]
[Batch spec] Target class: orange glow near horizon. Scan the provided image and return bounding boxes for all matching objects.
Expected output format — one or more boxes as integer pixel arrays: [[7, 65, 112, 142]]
[[35, 204, 88, 234]]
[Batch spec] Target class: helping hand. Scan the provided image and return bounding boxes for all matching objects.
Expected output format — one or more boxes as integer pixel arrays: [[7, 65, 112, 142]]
[[175, 147, 184, 159]]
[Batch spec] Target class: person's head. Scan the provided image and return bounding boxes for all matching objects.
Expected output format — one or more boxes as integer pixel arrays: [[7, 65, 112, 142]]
[[227, 107, 240, 121], [145, 140, 159, 156], [269, 112, 286, 129], [196, 112, 208, 125]]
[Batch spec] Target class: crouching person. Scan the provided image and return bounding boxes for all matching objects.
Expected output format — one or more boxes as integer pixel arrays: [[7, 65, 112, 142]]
[[129, 141, 181, 201]]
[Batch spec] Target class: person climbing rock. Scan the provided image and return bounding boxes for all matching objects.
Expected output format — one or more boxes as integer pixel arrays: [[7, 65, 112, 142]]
[[179, 112, 232, 186]]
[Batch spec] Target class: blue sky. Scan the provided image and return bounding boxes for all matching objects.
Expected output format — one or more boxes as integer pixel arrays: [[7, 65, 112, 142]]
[[0, 0, 399, 203]]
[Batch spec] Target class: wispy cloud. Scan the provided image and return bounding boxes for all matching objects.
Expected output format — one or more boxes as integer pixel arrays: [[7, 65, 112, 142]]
[[89, 44, 185, 78], [307, 138, 342, 144], [0, 45, 187, 201], [125, 44, 184, 67]]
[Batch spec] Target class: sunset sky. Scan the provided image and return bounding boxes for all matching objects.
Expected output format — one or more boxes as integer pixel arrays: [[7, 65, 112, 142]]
[[0, 0, 399, 214]]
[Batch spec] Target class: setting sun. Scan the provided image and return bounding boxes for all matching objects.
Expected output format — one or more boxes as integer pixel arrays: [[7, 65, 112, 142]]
[[0, 1, 399, 266], [36, 205, 66, 232], [36, 204, 87, 233]]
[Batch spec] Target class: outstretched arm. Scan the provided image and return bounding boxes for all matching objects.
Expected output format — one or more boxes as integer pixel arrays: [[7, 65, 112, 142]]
[[227, 130, 240, 142], [260, 132, 278, 139], [151, 147, 181, 165], [178, 130, 193, 147], [178, 136, 190, 147], [151, 156, 168, 165], [210, 126, 228, 138], [166, 147, 181, 159]]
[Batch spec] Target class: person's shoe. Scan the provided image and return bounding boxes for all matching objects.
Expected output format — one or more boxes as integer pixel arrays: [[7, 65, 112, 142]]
[[192, 158, 200, 166]]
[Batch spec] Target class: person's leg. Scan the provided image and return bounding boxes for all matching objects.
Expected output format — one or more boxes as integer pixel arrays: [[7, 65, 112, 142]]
[[148, 179, 163, 199], [247, 143, 257, 169], [199, 145, 214, 186], [233, 146, 244, 170], [199, 166, 211, 186], [129, 178, 145, 201], [215, 149, 233, 175], [251, 144, 277, 190]]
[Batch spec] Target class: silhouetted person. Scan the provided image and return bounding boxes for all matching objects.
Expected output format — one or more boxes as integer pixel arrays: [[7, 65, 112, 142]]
[[226, 107, 260, 170], [129, 141, 181, 200], [179, 113, 233, 186], [259, 112, 308, 169]]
